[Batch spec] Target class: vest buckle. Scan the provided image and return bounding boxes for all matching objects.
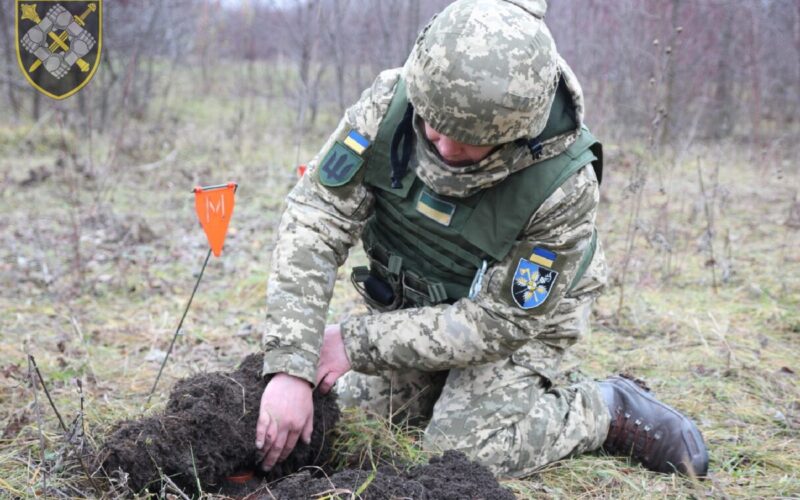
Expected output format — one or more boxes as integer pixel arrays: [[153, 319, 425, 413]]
[[427, 282, 447, 303], [468, 260, 488, 300], [527, 136, 544, 160], [388, 255, 403, 276], [352, 266, 371, 282]]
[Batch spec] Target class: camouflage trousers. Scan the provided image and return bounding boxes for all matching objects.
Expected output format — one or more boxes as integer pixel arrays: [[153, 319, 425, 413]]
[[336, 298, 611, 478]]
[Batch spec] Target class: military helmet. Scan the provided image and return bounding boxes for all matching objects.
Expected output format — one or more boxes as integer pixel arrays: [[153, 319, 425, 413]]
[[404, 0, 560, 146]]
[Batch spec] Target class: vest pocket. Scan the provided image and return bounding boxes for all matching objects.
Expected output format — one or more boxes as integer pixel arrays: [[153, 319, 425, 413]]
[[351, 243, 404, 312], [401, 271, 448, 308], [353, 240, 454, 310]]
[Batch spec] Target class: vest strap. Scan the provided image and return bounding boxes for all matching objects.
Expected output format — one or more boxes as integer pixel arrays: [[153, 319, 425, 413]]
[[567, 229, 597, 294], [365, 79, 415, 197]]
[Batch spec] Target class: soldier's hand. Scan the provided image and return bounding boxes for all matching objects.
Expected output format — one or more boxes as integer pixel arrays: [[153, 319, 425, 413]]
[[255, 373, 313, 471], [316, 324, 351, 394]]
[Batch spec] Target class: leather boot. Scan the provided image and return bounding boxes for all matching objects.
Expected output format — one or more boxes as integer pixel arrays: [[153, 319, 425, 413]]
[[598, 375, 709, 476]]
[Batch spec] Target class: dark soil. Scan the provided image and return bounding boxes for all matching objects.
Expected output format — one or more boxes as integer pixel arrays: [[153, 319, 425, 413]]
[[257, 450, 516, 500], [97, 353, 340, 494], [98, 353, 515, 499]]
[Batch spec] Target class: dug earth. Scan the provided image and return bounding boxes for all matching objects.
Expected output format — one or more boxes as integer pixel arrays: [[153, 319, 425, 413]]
[[97, 354, 515, 499]]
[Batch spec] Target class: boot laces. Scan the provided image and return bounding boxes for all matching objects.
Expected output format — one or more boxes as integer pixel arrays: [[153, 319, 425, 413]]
[[607, 408, 661, 463]]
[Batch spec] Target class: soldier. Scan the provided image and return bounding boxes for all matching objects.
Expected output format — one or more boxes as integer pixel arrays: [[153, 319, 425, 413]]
[[255, 0, 709, 479]]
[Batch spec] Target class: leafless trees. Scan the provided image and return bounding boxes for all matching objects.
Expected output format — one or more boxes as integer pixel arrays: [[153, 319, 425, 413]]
[[547, 0, 799, 150], [0, 0, 797, 151]]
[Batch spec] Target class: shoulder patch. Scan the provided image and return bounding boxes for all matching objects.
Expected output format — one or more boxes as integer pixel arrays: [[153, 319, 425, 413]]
[[343, 130, 370, 154], [318, 141, 364, 187], [511, 247, 558, 309]]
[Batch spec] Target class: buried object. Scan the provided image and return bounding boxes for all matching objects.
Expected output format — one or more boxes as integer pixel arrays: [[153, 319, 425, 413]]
[[98, 353, 340, 493]]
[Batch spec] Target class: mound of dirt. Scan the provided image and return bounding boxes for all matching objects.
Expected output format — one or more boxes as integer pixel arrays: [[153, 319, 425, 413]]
[[99, 353, 515, 499], [259, 450, 516, 500], [97, 353, 340, 493]]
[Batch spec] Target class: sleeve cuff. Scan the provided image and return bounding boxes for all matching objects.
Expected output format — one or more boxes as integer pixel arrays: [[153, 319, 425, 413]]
[[261, 348, 318, 387], [340, 316, 380, 374]]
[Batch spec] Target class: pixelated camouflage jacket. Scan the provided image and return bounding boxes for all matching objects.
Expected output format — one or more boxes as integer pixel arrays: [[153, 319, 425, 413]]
[[262, 60, 606, 385]]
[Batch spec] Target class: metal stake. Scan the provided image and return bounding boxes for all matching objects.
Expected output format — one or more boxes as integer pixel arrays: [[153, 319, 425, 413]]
[[147, 248, 212, 404]]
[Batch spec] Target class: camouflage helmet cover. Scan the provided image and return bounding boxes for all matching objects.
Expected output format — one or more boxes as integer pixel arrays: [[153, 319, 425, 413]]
[[404, 0, 560, 146]]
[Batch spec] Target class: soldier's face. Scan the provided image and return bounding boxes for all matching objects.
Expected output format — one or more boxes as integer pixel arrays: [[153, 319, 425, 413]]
[[423, 122, 496, 167]]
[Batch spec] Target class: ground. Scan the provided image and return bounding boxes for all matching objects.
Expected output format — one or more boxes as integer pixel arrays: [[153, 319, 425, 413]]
[[0, 72, 798, 498]]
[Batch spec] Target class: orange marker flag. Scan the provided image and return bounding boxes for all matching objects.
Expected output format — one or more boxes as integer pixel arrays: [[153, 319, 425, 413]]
[[193, 182, 237, 257]]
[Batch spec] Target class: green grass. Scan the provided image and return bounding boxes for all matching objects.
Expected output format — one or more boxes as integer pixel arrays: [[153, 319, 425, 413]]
[[332, 408, 432, 472], [0, 65, 798, 498]]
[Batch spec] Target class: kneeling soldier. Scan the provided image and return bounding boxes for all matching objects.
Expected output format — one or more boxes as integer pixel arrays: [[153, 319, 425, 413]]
[[255, 0, 709, 478]]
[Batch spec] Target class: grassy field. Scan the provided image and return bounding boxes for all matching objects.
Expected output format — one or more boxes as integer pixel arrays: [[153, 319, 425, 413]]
[[0, 72, 798, 498]]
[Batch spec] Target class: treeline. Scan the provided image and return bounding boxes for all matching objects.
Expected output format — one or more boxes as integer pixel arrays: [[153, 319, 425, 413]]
[[1, 0, 797, 149], [547, 0, 799, 149]]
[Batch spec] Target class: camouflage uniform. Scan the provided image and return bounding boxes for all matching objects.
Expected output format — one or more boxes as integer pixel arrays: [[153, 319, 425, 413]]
[[263, 0, 611, 477]]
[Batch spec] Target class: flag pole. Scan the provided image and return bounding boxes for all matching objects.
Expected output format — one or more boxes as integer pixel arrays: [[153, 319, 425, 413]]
[[146, 182, 237, 405], [146, 248, 212, 405]]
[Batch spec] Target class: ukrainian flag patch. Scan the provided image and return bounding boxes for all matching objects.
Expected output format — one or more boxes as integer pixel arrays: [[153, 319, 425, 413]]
[[529, 247, 557, 268], [343, 129, 370, 155], [416, 190, 456, 226]]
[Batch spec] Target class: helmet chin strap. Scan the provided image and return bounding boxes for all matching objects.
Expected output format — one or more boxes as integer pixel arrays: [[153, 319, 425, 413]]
[[390, 104, 415, 189]]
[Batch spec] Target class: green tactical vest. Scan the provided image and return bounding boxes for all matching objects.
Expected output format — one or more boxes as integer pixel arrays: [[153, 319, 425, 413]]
[[352, 78, 603, 311]]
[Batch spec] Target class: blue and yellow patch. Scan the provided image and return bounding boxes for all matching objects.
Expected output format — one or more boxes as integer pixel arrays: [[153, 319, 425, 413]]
[[343, 130, 370, 155], [511, 247, 558, 309], [529, 247, 556, 268], [416, 190, 456, 226]]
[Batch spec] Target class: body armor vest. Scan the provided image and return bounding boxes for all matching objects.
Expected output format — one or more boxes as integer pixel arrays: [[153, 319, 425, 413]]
[[353, 79, 603, 310]]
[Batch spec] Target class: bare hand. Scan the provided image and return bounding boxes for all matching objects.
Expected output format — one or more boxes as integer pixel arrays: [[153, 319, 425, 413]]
[[315, 324, 352, 394], [255, 373, 313, 471]]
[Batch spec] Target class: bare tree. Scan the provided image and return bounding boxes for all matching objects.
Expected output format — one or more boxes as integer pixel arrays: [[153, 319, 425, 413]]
[[0, 6, 21, 118], [324, 0, 351, 114], [656, 0, 682, 149]]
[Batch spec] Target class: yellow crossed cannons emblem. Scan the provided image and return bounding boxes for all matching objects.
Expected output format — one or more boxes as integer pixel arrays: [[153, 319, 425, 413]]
[[15, 1, 102, 99]]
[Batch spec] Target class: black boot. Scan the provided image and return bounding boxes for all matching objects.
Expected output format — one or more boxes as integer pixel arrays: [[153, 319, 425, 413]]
[[598, 375, 709, 477]]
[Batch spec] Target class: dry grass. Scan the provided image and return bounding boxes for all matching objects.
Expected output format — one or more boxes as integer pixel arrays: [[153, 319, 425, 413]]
[[0, 71, 798, 498]]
